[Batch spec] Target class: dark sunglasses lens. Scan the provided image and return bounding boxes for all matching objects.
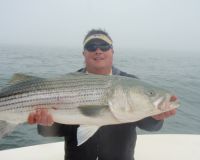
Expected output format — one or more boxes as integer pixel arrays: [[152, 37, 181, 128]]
[[85, 45, 97, 52], [85, 44, 111, 52], [99, 45, 111, 51]]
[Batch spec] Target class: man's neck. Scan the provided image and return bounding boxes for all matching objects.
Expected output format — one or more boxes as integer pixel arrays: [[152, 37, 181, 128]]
[[86, 68, 112, 75]]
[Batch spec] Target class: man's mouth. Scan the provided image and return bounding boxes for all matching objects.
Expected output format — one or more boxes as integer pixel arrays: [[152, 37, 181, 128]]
[[94, 57, 104, 61]]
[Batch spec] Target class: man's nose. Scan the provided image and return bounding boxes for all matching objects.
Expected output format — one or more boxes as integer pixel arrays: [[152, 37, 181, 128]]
[[95, 48, 103, 54]]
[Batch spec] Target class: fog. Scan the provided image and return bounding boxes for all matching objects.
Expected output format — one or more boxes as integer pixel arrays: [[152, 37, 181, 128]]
[[0, 0, 200, 53]]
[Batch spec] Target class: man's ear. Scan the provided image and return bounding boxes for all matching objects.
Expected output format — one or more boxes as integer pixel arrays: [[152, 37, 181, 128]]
[[112, 49, 114, 54]]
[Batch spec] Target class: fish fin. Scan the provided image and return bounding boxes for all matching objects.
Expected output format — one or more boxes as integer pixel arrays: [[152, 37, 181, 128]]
[[78, 105, 109, 117], [9, 73, 41, 84], [77, 125, 100, 146], [0, 121, 17, 138]]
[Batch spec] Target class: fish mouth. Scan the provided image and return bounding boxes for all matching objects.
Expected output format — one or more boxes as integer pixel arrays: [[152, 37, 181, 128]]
[[153, 95, 180, 111]]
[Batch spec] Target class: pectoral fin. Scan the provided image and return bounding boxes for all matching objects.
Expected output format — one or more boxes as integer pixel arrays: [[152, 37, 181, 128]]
[[77, 125, 100, 146], [78, 105, 109, 117]]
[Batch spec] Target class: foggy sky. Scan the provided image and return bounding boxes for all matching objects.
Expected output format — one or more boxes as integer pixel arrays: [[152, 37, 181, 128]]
[[0, 0, 200, 52]]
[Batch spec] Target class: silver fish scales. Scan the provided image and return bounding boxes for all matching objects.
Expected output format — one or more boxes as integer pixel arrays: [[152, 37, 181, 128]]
[[0, 73, 111, 112], [0, 72, 179, 145]]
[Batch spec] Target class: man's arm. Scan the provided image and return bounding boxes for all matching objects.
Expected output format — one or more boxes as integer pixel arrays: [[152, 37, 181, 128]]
[[137, 109, 176, 131], [137, 117, 164, 131], [37, 123, 77, 137]]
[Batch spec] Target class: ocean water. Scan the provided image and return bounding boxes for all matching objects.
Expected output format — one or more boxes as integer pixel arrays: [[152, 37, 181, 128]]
[[0, 45, 200, 150]]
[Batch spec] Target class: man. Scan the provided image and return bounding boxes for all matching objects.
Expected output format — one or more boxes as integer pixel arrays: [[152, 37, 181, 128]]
[[28, 29, 176, 160]]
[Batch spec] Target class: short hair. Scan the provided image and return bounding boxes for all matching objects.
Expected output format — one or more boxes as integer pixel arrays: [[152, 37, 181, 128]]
[[83, 29, 112, 42]]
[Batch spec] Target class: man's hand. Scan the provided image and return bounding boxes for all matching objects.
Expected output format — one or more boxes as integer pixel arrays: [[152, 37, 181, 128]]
[[27, 108, 54, 126], [152, 109, 177, 120]]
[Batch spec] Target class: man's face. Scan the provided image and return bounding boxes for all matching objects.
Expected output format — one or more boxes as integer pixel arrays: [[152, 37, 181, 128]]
[[83, 40, 113, 72]]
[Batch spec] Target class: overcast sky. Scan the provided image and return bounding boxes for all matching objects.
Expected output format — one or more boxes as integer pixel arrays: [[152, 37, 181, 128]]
[[0, 0, 200, 52]]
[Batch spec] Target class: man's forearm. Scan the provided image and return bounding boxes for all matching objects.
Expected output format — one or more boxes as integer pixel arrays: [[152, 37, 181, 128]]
[[37, 123, 66, 137], [137, 117, 164, 131]]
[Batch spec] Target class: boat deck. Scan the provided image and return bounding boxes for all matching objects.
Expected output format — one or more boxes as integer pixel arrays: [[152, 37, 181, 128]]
[[0, 134, 199, 160]]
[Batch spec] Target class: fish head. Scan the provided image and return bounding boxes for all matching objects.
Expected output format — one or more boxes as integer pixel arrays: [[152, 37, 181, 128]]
[[127, 80, 180, 116], [109, 78, 180, 122]]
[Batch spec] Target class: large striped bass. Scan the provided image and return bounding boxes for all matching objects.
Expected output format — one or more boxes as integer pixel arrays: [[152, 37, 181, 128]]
[[0, 72, 179, 145]]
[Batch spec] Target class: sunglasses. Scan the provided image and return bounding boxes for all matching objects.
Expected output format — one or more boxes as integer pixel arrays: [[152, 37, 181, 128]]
[[84, 43, 112, 52]]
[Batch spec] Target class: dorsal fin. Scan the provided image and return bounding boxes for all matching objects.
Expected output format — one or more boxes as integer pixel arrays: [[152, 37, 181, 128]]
[[9, 73, 40, 84]]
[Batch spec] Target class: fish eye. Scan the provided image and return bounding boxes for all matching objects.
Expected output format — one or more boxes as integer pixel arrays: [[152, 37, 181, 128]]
[[146, 90, 156, 97]]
